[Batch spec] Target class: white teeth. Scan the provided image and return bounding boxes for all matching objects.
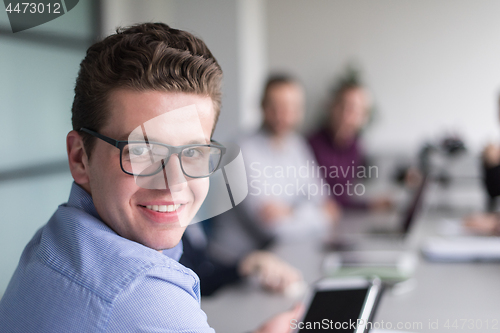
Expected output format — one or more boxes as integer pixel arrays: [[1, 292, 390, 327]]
[[145, 204, 181, 212]]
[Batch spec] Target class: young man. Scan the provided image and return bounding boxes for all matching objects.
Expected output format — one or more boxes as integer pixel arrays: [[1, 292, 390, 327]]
[[0, 23, 299, 332]]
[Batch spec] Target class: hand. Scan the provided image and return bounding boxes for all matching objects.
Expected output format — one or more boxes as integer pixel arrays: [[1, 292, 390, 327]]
[[483, 143, 500, 167], [239, 251, 303, 293], [254, 303, 304, 333], [404, 167, 423, 188], [369, 196, 394, 212], [464, 213, 500, 235], [259, 202, 293, 226], [323, 199, 342, 224]]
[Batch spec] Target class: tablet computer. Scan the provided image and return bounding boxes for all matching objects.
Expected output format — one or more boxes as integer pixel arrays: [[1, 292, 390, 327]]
[[292, 277, 383, 333]]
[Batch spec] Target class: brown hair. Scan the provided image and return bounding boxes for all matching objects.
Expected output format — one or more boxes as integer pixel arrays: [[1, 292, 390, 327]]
[[329, 67, 363, 110], [261, 73, 298, 109], [72, 22, 223, 159], [330, 83, 363, 110]]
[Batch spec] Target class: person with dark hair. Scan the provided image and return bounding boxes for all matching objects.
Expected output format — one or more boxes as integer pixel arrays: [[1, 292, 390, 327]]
[[308, 78, 392, 211], [209, 74, 340, 262], [0, 23, 301, 333], [462, 148, 500, 235], [463, 95, 500, 236]]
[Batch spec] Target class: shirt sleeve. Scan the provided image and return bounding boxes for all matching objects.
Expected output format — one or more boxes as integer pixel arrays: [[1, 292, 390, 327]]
[[105, 266, 215, 333]]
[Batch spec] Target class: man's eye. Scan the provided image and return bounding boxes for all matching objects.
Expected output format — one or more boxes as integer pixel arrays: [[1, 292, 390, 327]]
[[129, 146, 151, 157], [182, 148, 202, 158]]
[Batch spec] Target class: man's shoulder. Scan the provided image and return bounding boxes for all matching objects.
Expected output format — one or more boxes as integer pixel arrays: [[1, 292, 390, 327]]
[[308, 128, 328, 147], [289, 131, 310, 147], [0, 203, 203, 332], [38, 204, 197, 301]]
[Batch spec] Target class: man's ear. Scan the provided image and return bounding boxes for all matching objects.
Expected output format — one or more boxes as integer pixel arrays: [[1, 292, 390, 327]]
[[67, 130, 90, 187]]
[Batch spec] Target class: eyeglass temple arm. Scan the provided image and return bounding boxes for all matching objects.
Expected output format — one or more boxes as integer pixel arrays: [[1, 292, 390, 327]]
[[210, 140, 234, 208], [80, 128, 120, 147], [220, 166, 235, 208]]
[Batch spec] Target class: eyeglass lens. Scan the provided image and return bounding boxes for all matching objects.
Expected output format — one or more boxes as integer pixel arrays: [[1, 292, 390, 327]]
[[121, 143, 222, 177]]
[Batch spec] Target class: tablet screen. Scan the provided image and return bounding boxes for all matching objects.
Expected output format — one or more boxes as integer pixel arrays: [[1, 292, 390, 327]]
[[298, 287, 369, 332]]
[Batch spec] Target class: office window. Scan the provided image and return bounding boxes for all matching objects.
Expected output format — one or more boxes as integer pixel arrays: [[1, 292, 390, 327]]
[[0, 0, 100, 295]]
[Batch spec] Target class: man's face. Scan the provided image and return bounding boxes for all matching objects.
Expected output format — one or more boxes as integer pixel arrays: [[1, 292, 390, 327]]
[[331, 87, 369, 134], [263, 83, 304, 136], [84, 89, 214, 250]]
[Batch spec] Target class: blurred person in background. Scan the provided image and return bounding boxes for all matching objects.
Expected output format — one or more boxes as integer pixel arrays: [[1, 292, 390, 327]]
[[308, 74, 393, 211], [208, 74, 340, 263], [464, 93, 500, 235]]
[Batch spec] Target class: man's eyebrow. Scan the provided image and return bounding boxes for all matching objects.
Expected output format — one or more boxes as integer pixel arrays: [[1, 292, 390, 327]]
[[124, 134, 209, 145], [125, 133, 161, 142], [118, 134, 133, 141], [185, 139, 210, 145]]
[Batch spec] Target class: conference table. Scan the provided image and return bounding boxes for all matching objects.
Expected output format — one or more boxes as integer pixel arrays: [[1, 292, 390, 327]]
[[201, 174, 500, 333]]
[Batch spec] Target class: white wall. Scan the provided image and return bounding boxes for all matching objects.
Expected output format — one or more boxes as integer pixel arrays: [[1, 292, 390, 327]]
[[267, 0, 500, 154], [238, 0, 267, 131], [101, 0, 176, 37]]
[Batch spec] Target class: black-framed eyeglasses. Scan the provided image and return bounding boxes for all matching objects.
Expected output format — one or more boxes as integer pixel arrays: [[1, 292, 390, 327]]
[[80, 128, 226, 178]]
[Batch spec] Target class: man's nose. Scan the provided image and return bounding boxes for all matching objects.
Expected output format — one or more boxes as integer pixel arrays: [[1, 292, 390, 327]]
[[159, 154, 188, 191]]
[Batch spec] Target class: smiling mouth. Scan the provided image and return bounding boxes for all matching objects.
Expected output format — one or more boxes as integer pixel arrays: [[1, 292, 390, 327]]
[[141, 204, 182, 213]]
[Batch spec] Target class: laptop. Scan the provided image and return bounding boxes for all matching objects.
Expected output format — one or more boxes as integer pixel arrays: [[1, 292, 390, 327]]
[[326, 173, 429, 250], [323, 175, 428, 283], [369, 173, 429, 237]]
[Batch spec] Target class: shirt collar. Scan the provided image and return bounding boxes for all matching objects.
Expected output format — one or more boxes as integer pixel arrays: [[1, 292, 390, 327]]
[[161, 241, 183, 261], [67, 182, 101, 220], [66, 182, 184, 262]]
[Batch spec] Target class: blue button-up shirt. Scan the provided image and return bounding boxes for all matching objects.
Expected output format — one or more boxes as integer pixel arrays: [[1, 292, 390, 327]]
[[0, 183, 215, 332]]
